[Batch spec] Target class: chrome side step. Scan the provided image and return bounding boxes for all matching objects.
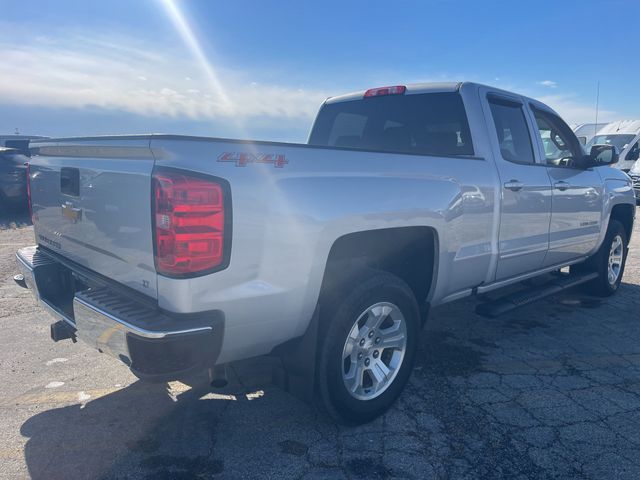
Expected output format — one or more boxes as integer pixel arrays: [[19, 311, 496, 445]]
[[475, 272, 598, 318]]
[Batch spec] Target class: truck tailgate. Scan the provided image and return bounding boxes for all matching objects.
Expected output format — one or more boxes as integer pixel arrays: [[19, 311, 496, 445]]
[[29, 138, 158, 299]]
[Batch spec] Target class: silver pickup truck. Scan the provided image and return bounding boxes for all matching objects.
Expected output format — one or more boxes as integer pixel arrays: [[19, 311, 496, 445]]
[[15, 82, 636, 423]]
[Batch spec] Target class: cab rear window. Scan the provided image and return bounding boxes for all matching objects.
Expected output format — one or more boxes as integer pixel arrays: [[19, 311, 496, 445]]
[[309, 92, 474, 157]]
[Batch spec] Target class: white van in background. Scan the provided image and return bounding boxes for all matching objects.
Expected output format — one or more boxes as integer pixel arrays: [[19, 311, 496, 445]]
[[587, 121, 640, 172], [572, 123, 609, 146]]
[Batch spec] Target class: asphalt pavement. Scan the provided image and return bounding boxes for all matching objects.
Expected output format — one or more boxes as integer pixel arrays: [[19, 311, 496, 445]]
[[1, 208, 640, 479]]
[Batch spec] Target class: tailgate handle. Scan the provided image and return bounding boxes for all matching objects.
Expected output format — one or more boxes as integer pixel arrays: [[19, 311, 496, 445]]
[[60, 167, 80, 196]]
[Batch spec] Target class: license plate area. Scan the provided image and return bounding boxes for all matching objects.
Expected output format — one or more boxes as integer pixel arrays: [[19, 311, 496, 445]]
[[34, 261, 77, 322]]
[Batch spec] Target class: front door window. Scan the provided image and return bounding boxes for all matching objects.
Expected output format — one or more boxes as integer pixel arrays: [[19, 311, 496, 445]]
[[532, 109, 583, 168]]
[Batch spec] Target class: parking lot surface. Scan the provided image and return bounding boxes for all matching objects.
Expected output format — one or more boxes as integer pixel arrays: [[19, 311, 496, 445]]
[[1, 209, 640, 479]]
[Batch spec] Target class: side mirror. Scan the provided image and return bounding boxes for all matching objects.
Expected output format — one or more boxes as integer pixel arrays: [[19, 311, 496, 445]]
[[578, 136, 587, 146], [588, 144, 619, 166]]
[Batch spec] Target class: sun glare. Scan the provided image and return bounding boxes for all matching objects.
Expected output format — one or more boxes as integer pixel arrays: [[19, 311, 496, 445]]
[[157, 0, 239, 123]]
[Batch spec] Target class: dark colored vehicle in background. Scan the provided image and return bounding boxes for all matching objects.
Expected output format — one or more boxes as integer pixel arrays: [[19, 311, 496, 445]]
[[0, 135, 48, 156], [0, 147, 29, 211]]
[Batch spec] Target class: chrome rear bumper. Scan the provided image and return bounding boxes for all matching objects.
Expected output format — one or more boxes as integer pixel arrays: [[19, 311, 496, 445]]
[[16, 246, 224, 379]]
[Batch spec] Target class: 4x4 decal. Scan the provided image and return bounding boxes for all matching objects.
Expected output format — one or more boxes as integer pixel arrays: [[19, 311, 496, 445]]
[[218, 152, 288, 168]]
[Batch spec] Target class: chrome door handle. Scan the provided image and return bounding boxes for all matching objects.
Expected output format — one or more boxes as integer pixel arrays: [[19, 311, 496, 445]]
[[554, 181, 570, 191], [504, 180, 524, 191]]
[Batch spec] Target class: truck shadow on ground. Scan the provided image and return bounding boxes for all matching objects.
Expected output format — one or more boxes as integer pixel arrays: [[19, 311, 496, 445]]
[[19, 282, 640, 479], [19, 377, 280, 479]]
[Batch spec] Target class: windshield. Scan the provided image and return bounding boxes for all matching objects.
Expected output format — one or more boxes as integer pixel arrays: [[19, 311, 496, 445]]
[[587, 134, 635, 152], [309, 92, 474, 157]]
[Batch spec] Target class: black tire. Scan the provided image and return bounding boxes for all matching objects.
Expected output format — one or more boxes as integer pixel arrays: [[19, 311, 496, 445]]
[[317, 270, 420, 425], [575, 219, 628, 297]]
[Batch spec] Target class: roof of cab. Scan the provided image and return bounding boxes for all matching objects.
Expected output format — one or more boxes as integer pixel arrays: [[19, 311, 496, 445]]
[[324, 82, 463, 105], [321, 81, 563, 120]]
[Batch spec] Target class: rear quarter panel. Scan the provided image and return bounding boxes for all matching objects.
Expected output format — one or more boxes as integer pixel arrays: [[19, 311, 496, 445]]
[[151, 137, 498, 363]]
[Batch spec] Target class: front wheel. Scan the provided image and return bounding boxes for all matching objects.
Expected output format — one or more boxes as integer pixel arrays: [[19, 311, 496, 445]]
[[576, 219, 628, 297], [317, 271, 420, 424]]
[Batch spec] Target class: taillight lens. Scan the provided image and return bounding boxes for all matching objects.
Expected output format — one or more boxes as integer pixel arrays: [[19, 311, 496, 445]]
[[152, 169, 229, 277]]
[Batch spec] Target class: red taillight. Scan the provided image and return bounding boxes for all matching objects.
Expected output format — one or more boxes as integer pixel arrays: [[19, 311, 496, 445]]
[[363, 85, 406, 98], [153, 169, 229, 277]]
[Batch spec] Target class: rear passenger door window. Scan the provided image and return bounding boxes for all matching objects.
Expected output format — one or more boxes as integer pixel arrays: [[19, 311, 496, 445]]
[[487, 97, 535, 164]]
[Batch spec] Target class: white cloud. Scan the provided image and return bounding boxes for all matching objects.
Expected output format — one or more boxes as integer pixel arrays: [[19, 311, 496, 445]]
[[537, 80, 557, 88], [536, 93, 617, 124], [0, 29, 329, 122], [0, 25, 618, 131]]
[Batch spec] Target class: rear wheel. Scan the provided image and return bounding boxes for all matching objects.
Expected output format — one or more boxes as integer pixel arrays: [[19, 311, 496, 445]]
[[575, 219, 628, 297], [317, 271, 420, 424]]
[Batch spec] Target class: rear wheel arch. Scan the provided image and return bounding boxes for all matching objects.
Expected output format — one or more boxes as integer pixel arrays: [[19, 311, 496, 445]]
[[318, 226, 438, 315], [271, 227, 438, 407]]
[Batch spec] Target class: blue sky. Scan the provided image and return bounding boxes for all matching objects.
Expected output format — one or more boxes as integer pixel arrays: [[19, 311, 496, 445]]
[[0, 0, 638, 142]]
